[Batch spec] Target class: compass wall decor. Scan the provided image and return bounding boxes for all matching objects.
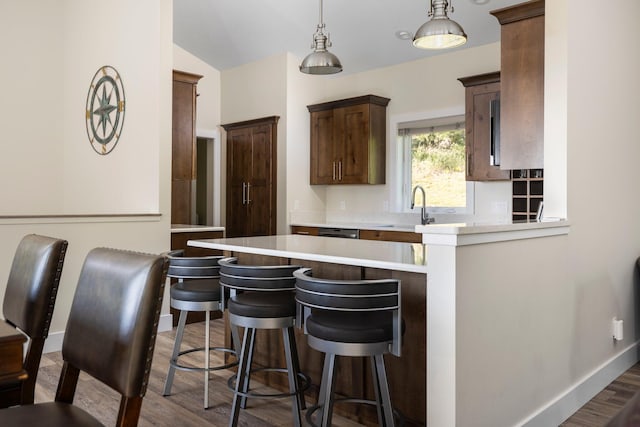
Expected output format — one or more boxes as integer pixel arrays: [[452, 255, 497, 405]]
[[85, 65, 126, 155]]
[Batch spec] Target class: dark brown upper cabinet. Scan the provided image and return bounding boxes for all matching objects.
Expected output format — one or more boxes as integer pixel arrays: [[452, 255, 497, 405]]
[[308, 95, 390, 185], [458, 72, 511, 181], [491, 0, 545, 170]]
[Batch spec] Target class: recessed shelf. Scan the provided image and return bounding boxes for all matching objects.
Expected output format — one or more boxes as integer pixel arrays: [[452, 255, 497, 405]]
[[512, 169, 543, 221]]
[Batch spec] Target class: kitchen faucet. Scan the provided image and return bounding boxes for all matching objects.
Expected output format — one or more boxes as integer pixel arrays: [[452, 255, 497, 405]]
[[411, 185, 434, 225]]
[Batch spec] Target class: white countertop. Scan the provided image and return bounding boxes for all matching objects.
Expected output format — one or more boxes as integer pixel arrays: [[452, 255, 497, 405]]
[[171, 224, 225, 233], [291, 221, 417, 233], [188, 234, 427, 273], [416, 218, 570, 245]]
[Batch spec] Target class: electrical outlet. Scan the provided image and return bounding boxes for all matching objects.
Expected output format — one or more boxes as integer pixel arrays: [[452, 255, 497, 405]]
[[339, 201, 346, 210], [613, 318, 624, 341]]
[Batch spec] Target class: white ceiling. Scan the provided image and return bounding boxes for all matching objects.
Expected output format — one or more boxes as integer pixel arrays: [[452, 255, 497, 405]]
[[173, 0, 523, 75]]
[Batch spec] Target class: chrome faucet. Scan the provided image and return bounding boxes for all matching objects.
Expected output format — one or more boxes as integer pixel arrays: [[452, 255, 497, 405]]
[[411, 185, 434, 225]]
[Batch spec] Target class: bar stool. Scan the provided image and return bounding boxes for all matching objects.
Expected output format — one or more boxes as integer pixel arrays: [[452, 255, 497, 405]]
[[218, 257, 310, 427], [294, 267, 403, 427], [162, 250, 239, 409]]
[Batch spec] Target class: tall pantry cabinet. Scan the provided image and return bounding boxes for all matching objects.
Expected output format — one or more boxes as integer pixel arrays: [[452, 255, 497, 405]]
[[171, 70, 202, 225], [222, 116, 278, 238]]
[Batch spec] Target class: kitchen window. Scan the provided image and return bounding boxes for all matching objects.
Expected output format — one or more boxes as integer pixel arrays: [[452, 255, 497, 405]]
[[399, 114, 473, 214]]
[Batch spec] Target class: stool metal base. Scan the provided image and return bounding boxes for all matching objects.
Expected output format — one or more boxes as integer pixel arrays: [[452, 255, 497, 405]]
[[305, 398, 405, 427], [169, 346, 238, 373], [163, 309, 239, 409], [227, 367, 310, 400], [229, 324, 307, 427]]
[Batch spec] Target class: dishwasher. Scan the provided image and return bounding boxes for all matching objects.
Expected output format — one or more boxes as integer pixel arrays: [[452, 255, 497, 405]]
[[317, 227, 359, 239]]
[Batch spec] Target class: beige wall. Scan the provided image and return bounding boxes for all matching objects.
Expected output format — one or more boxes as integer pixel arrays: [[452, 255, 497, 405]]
[[0, 0, 173, 340]]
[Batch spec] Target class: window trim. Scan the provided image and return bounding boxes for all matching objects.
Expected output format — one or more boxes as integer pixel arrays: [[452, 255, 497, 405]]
[[389, 107, 475, 216]]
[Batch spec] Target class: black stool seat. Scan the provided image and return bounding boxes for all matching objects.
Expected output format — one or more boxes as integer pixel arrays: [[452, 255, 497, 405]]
[[228, 292, 296, 318], [170, 278, 220, 302], [306, 311, 394, 344]]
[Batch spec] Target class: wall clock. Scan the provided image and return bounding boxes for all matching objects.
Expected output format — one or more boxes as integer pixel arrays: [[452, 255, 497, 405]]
[[85, 65, 126, 155]]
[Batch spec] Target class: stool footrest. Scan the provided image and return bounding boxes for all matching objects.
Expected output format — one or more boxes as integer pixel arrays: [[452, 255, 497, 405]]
[[170, 346, 238, 373], [227, 367, 310, 400], [305, 397, 405, 427]]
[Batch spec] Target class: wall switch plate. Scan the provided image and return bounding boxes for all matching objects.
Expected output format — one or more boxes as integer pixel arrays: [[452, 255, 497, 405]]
[[340, 201, 346, 210]]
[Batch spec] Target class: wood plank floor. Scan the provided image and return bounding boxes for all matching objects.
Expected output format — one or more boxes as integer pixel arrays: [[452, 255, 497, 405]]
[[34, 319, 364, 427], [560, 362, 640, 426], [33, 318, 639, 426]]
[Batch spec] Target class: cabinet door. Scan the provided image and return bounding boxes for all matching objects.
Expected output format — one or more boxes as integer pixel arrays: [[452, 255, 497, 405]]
[[246, 124, 274, 236], [467, 83, 511, 181], [495, 4, 544, 170], [310, 110, 336, 184], [334, 104, 370, 184], [225, 127, 252, 237]]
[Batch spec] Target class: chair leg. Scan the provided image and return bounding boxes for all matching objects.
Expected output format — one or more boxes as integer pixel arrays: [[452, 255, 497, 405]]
[[319, 353, 337, 427], [374, 354, 395, 427], [287, 326, 306, 410], [204, 310, 210, 409], [370, 356, 384, 425], [163, 310, 188, 396], [283, 327, 302, 427], [230, 327, 254, 427], [239, 328, 255, 409]]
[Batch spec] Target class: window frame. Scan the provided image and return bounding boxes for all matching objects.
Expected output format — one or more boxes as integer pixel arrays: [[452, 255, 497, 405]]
[[390, 108, 475, 216]]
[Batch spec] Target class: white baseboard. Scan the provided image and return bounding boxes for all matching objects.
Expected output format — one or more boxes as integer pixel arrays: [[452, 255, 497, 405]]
[[520, 341, 640, 426], [43, 313, 174, 354]]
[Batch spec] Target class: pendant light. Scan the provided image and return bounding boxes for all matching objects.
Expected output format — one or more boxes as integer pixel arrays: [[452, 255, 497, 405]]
[[299, 0, 342, 75], [413, 0, 467, 50]]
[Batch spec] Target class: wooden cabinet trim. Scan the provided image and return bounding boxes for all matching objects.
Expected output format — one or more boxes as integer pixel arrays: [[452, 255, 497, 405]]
[[172, 69, 203, 84], [490, 0, 544, 24], [458, 71, 500, 87], [307, 94, 390, 112], [221, 115, 280, 131]]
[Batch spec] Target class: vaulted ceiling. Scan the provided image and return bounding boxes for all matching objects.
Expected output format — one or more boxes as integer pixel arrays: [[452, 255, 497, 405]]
[[173, 0, 522, 75]]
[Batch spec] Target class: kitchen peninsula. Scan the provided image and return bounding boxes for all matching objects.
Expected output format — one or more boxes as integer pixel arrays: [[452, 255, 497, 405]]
[[188, 234, 427, 425]]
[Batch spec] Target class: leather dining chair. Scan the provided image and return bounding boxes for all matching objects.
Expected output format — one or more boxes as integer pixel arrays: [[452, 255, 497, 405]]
[[0, 234, 68, 408], [0, 247, 167, 426]]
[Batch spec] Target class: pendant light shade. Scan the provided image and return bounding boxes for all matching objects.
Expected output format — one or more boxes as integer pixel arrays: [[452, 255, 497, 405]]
[[300, 0, 342, 75], [413, 0, 467, 50]]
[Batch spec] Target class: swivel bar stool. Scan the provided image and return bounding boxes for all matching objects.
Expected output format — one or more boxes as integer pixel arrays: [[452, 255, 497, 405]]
[[162, 250, 239, 409], [294, 267, 403, 427], [218, 257, 310, 427]]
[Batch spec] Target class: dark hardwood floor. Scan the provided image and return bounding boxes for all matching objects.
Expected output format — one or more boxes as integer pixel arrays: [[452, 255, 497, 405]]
[[33, 318, 638, 426]]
